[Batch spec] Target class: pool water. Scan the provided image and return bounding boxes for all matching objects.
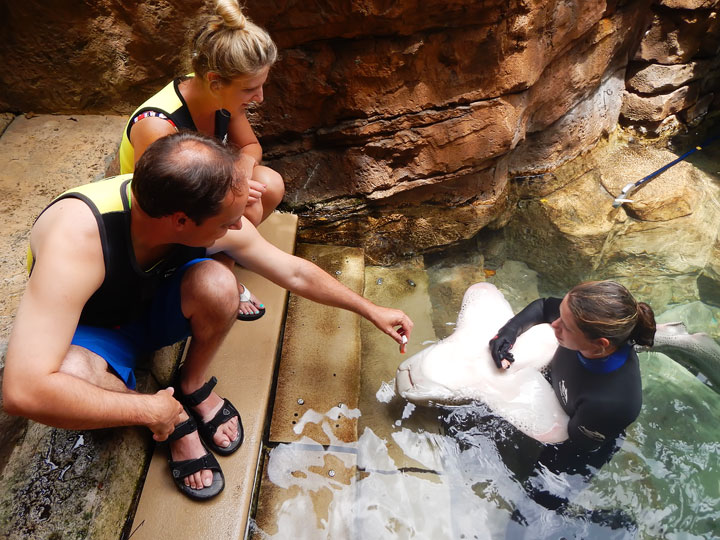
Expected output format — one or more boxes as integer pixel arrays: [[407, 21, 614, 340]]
[[249, 254, 720, 539], [249, 118, 720, 536]]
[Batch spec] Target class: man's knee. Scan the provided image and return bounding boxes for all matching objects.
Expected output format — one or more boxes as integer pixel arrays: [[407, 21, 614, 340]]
[[181, 260, 239, 318]]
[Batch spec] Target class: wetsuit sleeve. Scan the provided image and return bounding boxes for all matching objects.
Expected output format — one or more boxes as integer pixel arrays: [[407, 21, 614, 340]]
[[497, 297, 562, 340], [566, 405, 619, 451]]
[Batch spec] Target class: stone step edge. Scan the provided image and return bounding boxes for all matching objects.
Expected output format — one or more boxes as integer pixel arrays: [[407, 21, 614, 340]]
[[129, 212, 298, 540], [268, 243, 366, 446], [250, 243, 366, 537]]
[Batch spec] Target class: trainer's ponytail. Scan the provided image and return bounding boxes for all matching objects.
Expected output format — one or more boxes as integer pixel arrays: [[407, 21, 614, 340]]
[[629, 302, 656, 347]]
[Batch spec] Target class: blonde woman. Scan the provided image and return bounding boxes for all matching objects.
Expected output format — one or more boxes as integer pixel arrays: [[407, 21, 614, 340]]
[[119, 0, 283, 320]]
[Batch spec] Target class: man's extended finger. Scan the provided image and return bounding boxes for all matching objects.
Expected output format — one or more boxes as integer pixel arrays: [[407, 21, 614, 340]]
[[398, 317, 413, 339]]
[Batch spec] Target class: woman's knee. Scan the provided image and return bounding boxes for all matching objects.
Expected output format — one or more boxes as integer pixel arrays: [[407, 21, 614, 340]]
[[253, 165, 285, 205]]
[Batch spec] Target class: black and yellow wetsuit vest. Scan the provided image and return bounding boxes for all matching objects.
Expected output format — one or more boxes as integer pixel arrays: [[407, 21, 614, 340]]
[[119, 78, 195, 174], [119, 76, 233, 174], [29, 175, 206, 327]]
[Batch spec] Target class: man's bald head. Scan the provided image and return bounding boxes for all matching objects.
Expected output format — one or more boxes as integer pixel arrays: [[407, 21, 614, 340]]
[[132, 132, 248, 224]]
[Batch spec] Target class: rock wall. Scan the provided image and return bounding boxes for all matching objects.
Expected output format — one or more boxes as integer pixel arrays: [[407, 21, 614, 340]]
[[499, 124, 720, 312], [622, 0, 720, 135], [1, 0, 719, 263]]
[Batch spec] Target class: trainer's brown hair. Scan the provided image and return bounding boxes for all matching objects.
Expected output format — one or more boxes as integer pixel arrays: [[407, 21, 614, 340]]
[[566, 281, 656, 347], [187, 0, 277, 81]]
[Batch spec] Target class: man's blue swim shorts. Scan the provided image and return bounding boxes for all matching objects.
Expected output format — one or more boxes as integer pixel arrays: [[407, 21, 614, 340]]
[[70, 258, 211, 390]]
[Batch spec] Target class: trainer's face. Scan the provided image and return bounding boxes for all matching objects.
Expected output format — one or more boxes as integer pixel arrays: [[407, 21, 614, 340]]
[[185, 189, 247, 247], [551, 296, 605, 357]]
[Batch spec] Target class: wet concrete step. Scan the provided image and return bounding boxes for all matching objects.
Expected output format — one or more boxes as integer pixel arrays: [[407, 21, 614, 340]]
[[130, 212, 297, 540], [250, 261, 448, 537], [252, 244, 365, 537], [268, 244, 366, 446]]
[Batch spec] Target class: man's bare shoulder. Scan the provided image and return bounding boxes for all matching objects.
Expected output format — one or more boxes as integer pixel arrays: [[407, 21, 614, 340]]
[[31, 198, 101, 251], [30, 198, 105, 284]]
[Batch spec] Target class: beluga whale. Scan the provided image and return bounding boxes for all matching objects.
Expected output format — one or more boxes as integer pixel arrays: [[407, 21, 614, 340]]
[[396, 283, 568, 443], [395, 282, 720, 444]]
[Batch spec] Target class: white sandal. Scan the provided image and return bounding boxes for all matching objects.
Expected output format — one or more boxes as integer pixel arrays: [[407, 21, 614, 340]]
[[237, 284, 266, 321]]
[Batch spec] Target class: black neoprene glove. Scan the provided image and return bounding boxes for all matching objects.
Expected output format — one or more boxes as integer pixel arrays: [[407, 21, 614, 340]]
[[487, 297, 560, 370], [489, 327, 516, 369]]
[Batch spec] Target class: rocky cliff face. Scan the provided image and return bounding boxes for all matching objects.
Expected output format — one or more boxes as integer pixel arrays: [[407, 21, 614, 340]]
[[622, 0, 720, 134], [1, 0, 718, 263]]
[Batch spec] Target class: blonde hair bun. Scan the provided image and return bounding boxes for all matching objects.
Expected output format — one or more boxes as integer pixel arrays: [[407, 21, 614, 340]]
[[188, 0, 277, 79], [216, 0, 247, 31]]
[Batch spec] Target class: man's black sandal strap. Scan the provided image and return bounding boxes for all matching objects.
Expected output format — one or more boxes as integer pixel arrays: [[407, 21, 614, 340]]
[[167, 415, 197, 442], [181, 376, 218, 407]]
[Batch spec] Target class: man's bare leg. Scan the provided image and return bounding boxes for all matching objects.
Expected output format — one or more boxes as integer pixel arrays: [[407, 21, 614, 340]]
[[59, 345, 132, 393], [174, 260, 240, 488], [57, 345, 207, 487], [62, 261, 240, 490]]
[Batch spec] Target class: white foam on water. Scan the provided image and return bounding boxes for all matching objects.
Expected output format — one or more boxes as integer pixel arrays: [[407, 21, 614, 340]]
[[293, 406, 361, 435], [391, 428, 445, 471], [258, 412, 510, 539], [375, 380, 396, 403], [400, 402, 415, 419]]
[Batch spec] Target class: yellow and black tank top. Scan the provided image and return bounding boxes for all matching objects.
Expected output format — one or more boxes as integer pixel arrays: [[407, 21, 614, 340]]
[[119, 78, 194, 174], [29, 175, 206, 327], [119, 76, 233, 174]]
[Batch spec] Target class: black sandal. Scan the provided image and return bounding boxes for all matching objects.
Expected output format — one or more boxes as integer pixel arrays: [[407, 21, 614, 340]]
[[167, 414, 224, 500], [180, 376, 244, 456]]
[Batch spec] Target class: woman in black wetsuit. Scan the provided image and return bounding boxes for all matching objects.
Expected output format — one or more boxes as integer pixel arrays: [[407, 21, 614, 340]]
[[488, 280, 656, 520]]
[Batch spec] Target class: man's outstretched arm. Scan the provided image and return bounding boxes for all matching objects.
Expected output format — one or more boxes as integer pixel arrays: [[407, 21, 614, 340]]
[[210, 219, 414, 344], [2, 199, 181, 440]]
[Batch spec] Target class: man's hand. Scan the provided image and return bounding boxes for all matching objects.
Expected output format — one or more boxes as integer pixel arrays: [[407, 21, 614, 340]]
[[147, 387, 183, 442], [367, 306, 414, 352], [489, 328, 516, 370]]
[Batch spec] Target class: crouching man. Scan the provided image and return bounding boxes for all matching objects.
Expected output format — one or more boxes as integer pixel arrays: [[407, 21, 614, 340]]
[[3, 132, 413, 500]]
